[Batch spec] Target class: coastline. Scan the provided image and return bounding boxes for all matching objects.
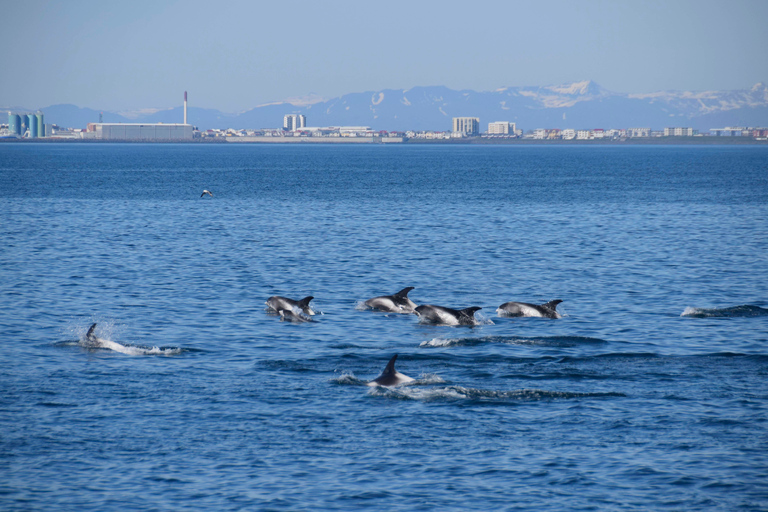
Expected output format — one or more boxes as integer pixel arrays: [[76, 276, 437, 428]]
[[1, 136, 766, 145]]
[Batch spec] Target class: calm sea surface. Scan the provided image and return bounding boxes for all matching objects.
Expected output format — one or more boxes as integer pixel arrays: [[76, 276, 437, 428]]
[[1, 143, 767, 510]]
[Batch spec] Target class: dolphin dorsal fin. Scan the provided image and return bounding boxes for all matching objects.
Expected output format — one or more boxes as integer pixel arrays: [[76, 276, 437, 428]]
[[461, 306, 482, 317], [395, 287, 414, 298], [544, 300, 563, 310], [297, 296, 314, 308], [383, 354, 399, 375], [86, 323, 97, 339]]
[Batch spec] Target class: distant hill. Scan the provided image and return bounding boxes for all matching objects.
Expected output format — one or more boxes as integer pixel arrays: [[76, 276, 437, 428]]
[[19, 81, 768, 132]]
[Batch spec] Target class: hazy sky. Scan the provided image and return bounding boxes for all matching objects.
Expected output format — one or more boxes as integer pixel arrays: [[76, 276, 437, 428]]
[[2, 0, 767, 112]]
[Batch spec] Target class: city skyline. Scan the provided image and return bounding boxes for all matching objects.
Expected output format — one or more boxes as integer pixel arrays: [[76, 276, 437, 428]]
[[2, 0, 767, 112]]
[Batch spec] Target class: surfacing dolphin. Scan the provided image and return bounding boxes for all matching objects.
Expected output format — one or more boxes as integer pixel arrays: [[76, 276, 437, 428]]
[[80, 323, 134, 353], [497, 300, 563, 319], [84, 323, 100, 345], [414, 305, 483, 326], [367, 354, 415, 387], [364, 287, 418, 313], [278, 309, 314, 323], [266, 296, 316, 316], [201, 189, 213, 197]]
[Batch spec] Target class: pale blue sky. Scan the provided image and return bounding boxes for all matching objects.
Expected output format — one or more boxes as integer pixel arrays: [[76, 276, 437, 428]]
[[2, 0, 767, 112]]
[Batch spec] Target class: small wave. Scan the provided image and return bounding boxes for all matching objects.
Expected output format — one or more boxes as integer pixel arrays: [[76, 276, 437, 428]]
[[420, 335, 608, 348], [368, 385, 625, 402], [681, 305, 768, 318], [331, 372, 368, 386]]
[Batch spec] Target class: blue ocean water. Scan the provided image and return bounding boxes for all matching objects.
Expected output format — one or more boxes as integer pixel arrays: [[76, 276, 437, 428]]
[[1, 142, 767, 510]]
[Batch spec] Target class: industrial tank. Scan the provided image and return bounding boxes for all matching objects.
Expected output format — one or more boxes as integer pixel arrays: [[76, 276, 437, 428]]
[[8, 113, 22, 135], [26, 114, 38, 138], [36, 113, 44, 137]]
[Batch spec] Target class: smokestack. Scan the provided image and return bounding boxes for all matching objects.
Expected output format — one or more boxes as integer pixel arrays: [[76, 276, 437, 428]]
[[184, 91, 188, 124]]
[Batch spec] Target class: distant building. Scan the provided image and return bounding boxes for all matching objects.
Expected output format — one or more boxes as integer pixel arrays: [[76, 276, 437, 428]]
[[664, 127, 697, 136], [86, 123, 193, 140], [283, 114, 306, 131], [6, 111, 44, 138], [710, 127, 749, 136], [561, 129, 576, 140], [487, 121, 516, 135], [627, 128, 651, 138], [453, 117, 480, 135]]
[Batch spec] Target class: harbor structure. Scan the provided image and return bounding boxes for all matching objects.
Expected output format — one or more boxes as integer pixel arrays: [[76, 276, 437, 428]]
[[86, 123, 194, 140], [85, 92, 193, 140]]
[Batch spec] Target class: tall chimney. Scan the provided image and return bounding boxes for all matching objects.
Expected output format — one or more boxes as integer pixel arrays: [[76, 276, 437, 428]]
[[184, 91, 188, 124]]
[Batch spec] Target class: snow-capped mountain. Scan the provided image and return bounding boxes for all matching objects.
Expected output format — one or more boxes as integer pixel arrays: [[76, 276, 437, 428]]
[[27, 81, 768, 131]]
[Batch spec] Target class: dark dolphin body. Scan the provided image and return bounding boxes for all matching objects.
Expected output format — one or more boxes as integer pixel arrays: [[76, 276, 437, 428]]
[[414, 305, 483, 326], [278, 309, 314, 323], [364, 287, 418, 313], [497, 300, 563, 319], [266, 296, 316, 316], [84, 323, 99, 344], [367, 354, 415, 387]]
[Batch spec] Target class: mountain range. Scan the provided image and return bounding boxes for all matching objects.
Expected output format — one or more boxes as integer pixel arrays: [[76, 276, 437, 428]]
[[7, 81, 768, 132]]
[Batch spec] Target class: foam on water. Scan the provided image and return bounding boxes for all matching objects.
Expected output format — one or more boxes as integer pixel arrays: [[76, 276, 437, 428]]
[[681, 304, 768, 318], [421, 335, 608, 348], [60, 322, 186, 356], [367, 385, 626, 402]]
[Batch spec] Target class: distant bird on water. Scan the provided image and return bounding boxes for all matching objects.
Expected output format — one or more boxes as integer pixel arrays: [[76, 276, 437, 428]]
[[201, 190, 213, 198]]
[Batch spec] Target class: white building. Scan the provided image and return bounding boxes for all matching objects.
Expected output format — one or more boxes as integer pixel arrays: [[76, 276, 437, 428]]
[[532, 128, 547, 139], [576, 130, 591, 140], [664, 127, 697, 136], [86, 123, 193, 140], [487, 121, 516, 135], [453, 117, 480, 135], [627, 128, 651, 138], [561, 129, 576, 140], [283, 114, 307, 131]]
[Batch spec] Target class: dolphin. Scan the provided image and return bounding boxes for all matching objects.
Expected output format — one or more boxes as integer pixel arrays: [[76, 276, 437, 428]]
[[414, 305, 483, 326], [80, 323, 133, 353], [84, 323, 100, 344], [497, 300, 563, 319], [278, 309, 314, 323], [364, 287, 418, 313], [266, 296, 316, 316], [201, 189, 213, 197], [367, 354, 415, 387]]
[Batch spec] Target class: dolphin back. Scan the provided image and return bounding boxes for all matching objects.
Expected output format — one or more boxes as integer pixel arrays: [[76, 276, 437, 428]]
[[382, 354, 398, 376], [395, 287, 414, 298], [543, 300, 563, 318], [459, 306, 482, 324], [369, 354, 414, 387]]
